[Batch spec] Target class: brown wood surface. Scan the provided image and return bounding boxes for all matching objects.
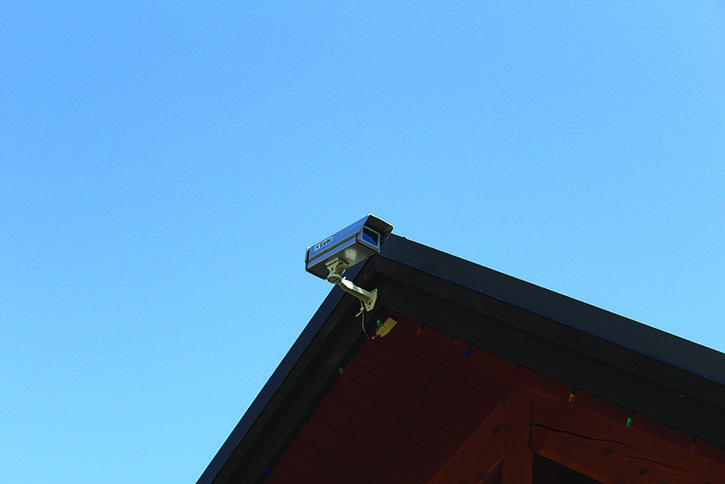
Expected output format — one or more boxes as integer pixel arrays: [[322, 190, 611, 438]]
[[502, 385, 534, 483], [265, 314, 725, 484], [427, 400, 505, 484], [531, 389, 725, 484]]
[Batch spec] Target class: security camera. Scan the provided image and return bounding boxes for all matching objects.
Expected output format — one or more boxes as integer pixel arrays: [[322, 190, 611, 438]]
[[306, 215, 393, 311]]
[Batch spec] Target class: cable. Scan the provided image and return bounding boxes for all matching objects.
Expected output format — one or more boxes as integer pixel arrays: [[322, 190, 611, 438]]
[[357, 301, 370, 338]]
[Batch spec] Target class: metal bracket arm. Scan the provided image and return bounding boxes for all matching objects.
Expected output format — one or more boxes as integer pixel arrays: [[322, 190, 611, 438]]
[[325, 258, 378, 312], [337, 278, 377, 312]]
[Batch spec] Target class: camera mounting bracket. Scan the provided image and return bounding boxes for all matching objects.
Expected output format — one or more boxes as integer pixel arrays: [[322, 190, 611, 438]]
[[325, 258, 377, 312]]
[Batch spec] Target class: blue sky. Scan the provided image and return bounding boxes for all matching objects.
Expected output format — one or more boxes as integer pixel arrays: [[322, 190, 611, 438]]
[[1, 2, 723, 483]]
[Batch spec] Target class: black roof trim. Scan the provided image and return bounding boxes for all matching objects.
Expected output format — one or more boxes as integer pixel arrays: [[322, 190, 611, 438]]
[[380, 235, 725, 385]]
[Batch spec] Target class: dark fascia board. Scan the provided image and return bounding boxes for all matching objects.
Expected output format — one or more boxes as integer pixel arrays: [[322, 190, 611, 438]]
[[198, 235, 725, 484], [379, 235, 725, 386]]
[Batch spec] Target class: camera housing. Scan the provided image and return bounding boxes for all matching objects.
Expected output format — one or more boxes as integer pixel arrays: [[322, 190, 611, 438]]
[[305, 215, 393, 280]]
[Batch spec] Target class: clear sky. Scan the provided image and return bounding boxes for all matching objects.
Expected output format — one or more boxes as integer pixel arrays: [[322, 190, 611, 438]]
[[1, 2, 723, 483]]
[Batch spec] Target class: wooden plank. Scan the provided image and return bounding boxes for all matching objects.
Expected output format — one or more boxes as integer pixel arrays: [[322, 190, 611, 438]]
[[423, 367, 498, 420], [266, 457, 334, 484], [381, 317, 514, 403], [327, 378, 463, 459], [295, 417, 392, 476], [360, 337, 500, 421], [531, 384, 725, 467], [531, 389, 725, 484], [372, 340, 502, 420], [284, 441, 372, 484], [427, 400, 505, 484], [458, 433, 505, 484], [360, 336, 435, 387], [502, 385, 534, 483], [365, 461, 428, 484], [312, 396, 445, 478], [351, 356, 477, 434], [351, 349, 479, 438], [296, 414, 430, 483]]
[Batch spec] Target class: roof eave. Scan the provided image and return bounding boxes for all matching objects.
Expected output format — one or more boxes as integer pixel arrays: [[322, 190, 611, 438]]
[[197, 234, 725, 484]]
